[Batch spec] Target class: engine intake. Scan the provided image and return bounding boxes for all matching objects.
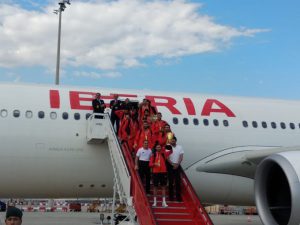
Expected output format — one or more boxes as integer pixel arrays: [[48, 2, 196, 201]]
[[255, 152, 300, 225]]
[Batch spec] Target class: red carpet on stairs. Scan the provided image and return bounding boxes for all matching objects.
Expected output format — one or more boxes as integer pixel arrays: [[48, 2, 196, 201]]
[[122, 142, 214, 225]]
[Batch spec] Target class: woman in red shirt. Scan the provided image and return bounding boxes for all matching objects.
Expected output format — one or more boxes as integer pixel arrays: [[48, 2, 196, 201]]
[[149, 143, 171, 207]]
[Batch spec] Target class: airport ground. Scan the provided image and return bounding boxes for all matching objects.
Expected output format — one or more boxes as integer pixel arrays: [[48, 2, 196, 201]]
[[0, 212, 263, 225]]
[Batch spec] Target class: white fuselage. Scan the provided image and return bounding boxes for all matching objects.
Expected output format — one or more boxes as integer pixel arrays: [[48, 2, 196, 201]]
[[1, 83, 300, 206]]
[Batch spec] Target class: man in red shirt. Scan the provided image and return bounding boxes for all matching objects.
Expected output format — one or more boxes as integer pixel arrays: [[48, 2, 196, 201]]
[[156, 123, 175, 146], [133, 121, 153, 151], [118, 111, 131, 144], [151, 112, 167, 142]]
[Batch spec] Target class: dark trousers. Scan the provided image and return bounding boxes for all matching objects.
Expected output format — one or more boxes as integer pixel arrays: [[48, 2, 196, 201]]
[[93, 110, 104, 119], [138, 160, 151, 193], [110, 113, 120, 133], [167, 162, 181, 200]]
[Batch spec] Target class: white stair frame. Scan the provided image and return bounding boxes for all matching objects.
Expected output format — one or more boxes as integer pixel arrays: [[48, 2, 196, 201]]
[[87, 113, 137, 225]]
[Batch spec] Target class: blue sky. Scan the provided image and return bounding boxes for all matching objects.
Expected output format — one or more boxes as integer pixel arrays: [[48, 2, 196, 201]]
[[0, 0, 299, 99]]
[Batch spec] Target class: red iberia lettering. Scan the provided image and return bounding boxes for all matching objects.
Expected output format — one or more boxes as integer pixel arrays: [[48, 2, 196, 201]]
[[201, 99, 236, 117], [50, 90, 60, 109], [146, 96, 181, 115], [70, 91, 94, 110], [183, 98, 196, 116]]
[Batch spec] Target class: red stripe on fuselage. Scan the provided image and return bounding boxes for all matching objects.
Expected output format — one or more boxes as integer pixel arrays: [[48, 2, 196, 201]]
[[49, 90, 60, 109]]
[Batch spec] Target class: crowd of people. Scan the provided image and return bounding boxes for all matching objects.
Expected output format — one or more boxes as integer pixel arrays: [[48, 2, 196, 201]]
[[93, 93, 184, 208]]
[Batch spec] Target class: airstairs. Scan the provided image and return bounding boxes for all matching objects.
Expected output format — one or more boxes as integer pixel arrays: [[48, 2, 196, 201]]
[[87, 113, 213, 225]]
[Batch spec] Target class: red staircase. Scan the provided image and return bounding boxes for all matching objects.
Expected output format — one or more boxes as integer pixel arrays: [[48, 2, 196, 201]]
[[121, 142, 213, 225]]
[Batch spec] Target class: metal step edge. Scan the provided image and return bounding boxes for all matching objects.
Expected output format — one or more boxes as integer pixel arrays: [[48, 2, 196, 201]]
[[154, 212, 191, 215], [152, 206, 187, 209], [156, 218, 194, 221]]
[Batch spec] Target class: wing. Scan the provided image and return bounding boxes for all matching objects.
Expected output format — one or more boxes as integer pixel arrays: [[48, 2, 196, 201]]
[[195, 146, 300, 179]]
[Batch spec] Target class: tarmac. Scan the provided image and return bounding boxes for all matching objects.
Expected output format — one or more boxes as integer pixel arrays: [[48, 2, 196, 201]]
[[0, 212, 263, 225]]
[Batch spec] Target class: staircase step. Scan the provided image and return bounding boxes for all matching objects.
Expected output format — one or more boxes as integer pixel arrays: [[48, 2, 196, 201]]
[[149, 200, 185, 208], [153, 211, 193, 220], [152, 206, 188, 213], [156, 218, 196, 225], [147, 196, 182, 202]]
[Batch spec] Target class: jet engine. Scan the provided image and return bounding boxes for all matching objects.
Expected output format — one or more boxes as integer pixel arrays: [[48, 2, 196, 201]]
[[255, 152, 300, 225]]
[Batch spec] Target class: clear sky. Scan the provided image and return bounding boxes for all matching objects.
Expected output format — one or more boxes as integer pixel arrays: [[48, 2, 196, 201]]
[[0, 0, 299, 99]]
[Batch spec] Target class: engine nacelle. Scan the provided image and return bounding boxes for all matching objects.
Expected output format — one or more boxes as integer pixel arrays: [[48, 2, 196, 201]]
[[255, 151, 300, 225]]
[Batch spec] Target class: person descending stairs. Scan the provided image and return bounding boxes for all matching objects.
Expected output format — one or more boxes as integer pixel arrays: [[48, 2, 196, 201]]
[[87, 97, 213, 225]]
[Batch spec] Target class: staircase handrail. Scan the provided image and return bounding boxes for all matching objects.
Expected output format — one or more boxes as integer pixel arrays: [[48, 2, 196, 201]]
[[180, 166, 214, 225], [122, 142, 157, 225]]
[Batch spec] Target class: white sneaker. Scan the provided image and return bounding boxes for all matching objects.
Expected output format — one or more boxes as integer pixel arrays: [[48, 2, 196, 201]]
[[152, 197, 157, 207], [162, 201, 168, 208]]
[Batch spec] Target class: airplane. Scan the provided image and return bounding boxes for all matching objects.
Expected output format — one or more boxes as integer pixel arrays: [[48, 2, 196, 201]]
[[0, 82, 299, 225]]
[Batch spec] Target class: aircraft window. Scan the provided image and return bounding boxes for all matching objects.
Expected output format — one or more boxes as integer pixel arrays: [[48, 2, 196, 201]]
[[290, 123, 295, 130], [183, 118, 189, 125], [223, 120, 229, 127], [25, 111, 33, 119], [74, 113, 80, 120], [50, 112, 57, 120], [62, 112, 69, 120], [280, 122, 286, 129], [86, 113, 91, 120], [213, 119, 219, 126], [173, 117, 179, 125], [0, 109, 8, 118], [38, 111, 45, 119], [262, 121, 267, 129], [242, 121, 248, 128], [193, 118, 199, 126], [252, 121, 258, 128], [13, 110, 20, 118], [203, 119, 209, 126]]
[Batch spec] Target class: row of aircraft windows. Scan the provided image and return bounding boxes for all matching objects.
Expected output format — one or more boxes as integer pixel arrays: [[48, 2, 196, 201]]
[[173, 117, 300, 130], [173, 117, 230, 127], [0, 109, 92, 121], [1, 109, 299, 131], [242, 120, 300, 130]]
